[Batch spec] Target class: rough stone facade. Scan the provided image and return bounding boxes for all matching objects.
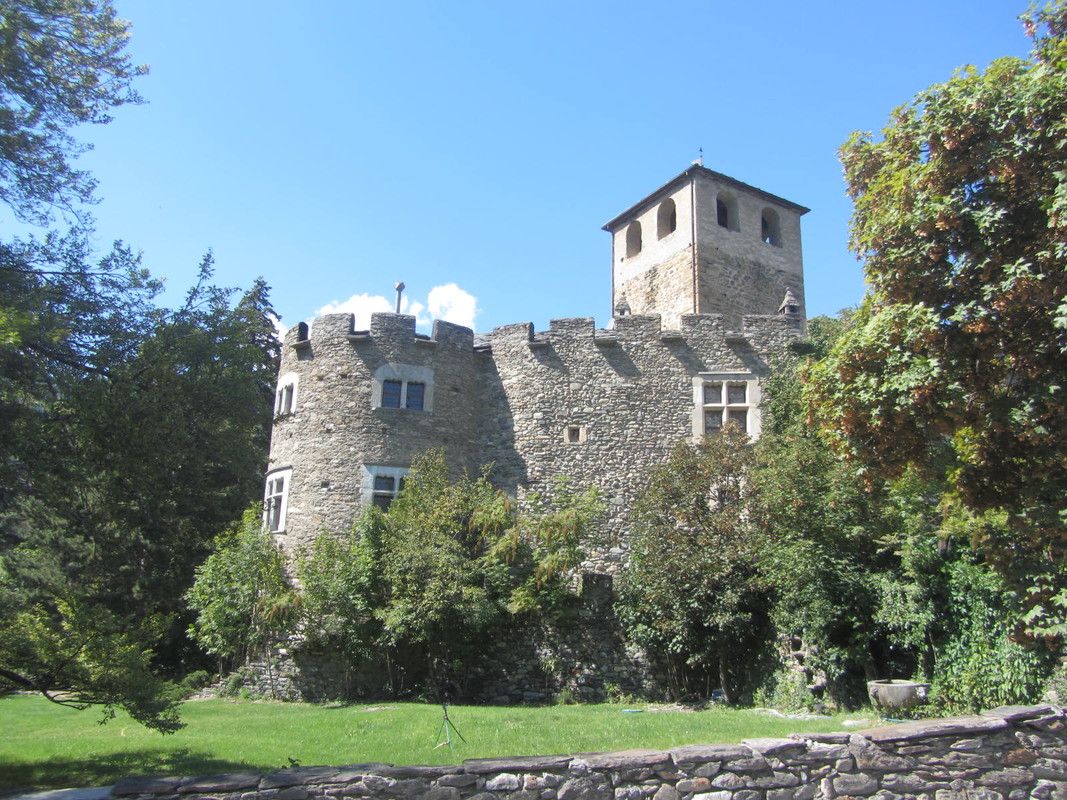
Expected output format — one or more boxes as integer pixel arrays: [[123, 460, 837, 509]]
[[269, 310, 800, 570], [111, 704, 1067, 800], [265, 166, 807, 571], [605, 166, 807, 330]]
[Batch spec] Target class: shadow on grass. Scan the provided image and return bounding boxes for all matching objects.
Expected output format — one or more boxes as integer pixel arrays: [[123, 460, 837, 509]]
[[0, 750, 264, 794]]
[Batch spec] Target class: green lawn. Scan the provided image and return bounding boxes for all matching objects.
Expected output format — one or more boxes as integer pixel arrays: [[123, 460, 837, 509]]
[[0, 695, 855, 792]]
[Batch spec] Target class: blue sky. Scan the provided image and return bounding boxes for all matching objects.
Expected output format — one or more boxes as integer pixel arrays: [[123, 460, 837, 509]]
[[62, 1, 1032, 333]]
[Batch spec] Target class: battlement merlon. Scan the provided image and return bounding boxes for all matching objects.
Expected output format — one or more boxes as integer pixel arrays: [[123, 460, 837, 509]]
[[280, 312, 476, 351], [480, 312, 801, 352]]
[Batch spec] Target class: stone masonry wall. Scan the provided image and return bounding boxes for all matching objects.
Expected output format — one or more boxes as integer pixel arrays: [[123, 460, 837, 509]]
[[269, 314, 479, 558], [610, 183, 695, 330], [615, 249, 697, 328], [269, 310, 801, 572], [692, 173, 805, 330], [111, 704, 1067, 800], [478, 312, 801, 573]]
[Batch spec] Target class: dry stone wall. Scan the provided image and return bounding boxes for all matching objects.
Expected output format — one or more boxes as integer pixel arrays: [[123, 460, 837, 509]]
[[110, 704, 1067, 800]]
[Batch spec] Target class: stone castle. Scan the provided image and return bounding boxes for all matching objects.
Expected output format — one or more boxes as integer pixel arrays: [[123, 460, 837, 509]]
[[264, 164, 808, 570]]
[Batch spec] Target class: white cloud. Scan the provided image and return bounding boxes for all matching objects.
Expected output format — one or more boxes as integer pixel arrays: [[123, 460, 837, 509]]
[[427, 283, 478, 330], [315, 284, 476, 332]]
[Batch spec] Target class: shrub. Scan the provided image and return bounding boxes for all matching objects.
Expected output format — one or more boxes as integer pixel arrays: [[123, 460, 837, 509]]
[[186, 507, 296, 670]]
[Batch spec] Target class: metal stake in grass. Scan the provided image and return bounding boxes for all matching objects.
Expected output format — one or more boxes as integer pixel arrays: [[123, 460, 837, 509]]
[[434, 702, 466, 750], [432, 670, 467, 751]]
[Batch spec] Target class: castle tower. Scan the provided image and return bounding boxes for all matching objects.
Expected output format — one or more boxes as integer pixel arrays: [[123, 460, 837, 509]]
[[602, 165, 808, 329]]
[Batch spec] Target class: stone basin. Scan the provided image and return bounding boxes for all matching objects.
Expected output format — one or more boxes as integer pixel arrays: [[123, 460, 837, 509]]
[[868, 679, 931, 711]]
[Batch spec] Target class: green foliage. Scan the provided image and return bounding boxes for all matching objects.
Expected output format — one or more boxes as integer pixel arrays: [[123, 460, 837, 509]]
[[752, 316, 897, 699], [618, 426, 769, 702], [295, 451, 602, 695], [186, 508, 295, 669], [296, 513, 383, 661], [177, 670, 212, 698], [0, 0, 146, 223], [374, 454, 515, 678], [807, 2, 1067, 639], [623, 309, 1058, 712], [0, 242, 278, 730], [930, 560, 1053, 712], [0, 2, 276, 731], [753, 669, 816, 714], [0, 594, 182, 733]]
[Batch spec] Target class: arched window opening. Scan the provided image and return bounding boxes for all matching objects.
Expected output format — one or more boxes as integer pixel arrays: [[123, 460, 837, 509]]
[[625, 221, 642, 257], [657, 198, 677, 239], [761, 208, 782, 247], [716, 193, 739, 231]]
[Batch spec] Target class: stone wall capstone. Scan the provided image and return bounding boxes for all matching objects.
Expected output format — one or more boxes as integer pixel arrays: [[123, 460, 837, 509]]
[[111, 704, 1067, 800]]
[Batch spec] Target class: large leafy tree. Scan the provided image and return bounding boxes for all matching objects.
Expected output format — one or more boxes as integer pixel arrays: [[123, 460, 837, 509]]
[[806, 2, 1067, 638], [0, 250, 279, 730], [0, 1, 280, 730], [618, 426, 769, 702], [0, 0, 145, 223], [756, 318, 1052, 710]]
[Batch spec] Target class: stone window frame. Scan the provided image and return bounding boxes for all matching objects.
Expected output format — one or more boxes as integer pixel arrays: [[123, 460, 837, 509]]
[[563, 424, 588, 444], [692, 372, 762, 439], [263, 467, 293, 533], [275, 372, 298, 417], [361, 464, 409, 511], [371, 363, 434, 412]]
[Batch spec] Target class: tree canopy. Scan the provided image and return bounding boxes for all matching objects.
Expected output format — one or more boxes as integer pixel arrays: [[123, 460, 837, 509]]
[[0, 0, 145, 223], [618, 426, 768, 702], [0, 1, 281, 731], [806, 2, 1067, 639]]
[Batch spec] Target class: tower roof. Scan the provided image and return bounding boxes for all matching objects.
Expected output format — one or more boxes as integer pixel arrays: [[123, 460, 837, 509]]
[[601, 164, 810, 233]]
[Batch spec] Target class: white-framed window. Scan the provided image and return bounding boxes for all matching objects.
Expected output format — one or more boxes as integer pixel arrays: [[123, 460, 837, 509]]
[[263, 467, 293, 533], [372, 364, 434, 412], [275, 372, 298, 417], [361, 464, 409, 511], [693, 373, 761, 439]]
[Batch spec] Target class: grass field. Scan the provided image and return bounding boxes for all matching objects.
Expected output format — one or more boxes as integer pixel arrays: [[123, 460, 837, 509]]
[[0, 695, 858, 792]]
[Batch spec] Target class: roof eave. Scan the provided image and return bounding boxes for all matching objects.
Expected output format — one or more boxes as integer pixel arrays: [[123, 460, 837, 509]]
[[601, 165, 810, 232]]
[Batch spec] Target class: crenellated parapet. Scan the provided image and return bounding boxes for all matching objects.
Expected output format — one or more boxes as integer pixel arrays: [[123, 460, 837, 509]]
[[480, 311, 798, 355]]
